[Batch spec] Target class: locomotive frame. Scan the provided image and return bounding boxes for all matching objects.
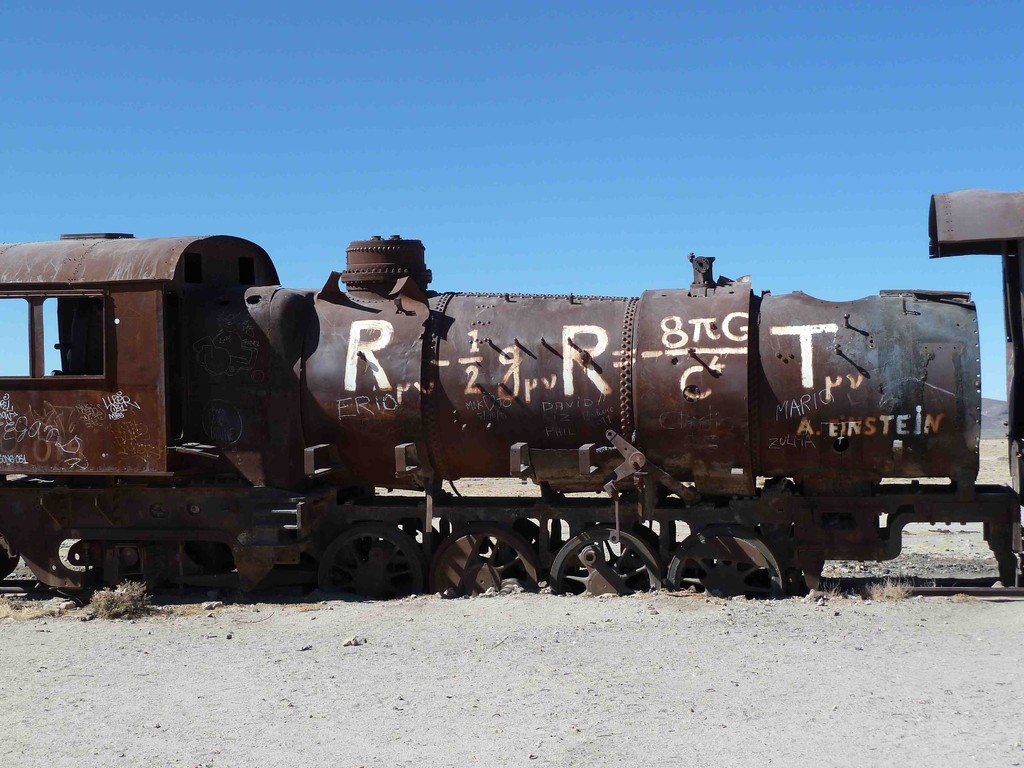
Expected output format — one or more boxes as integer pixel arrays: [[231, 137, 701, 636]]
[[0, 190, 1021, 599]]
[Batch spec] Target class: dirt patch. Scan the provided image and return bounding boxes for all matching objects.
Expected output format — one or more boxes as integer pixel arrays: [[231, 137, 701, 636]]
[[2, 591, 1023, 767]]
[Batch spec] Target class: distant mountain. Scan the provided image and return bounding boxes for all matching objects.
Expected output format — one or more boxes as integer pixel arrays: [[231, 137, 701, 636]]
[[982, 397, 1009, 439]]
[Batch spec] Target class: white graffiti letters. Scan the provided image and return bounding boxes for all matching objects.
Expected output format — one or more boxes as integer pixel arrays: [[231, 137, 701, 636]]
[[722, 311, 749, 342], [499, 344, 522, 400], [679, 356, 725, 400], [770, 323, 839, 388], [688, 317, 720, 342], [660, 316, 689, 349], [0, 400, 89, 469], [344, 320, 394, 392], [659, 313, 749, 350], [102, 391, 141, 421], [562, 325, 612, 397]]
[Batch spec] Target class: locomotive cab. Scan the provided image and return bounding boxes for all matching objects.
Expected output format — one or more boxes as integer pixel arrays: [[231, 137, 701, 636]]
[[0, 233, 278, 478], [0, 234, 281, 588]]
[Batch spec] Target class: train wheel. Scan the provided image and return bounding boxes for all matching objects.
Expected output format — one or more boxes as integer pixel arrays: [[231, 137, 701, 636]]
[[318, 523, 427, 599], [549, 526, 662, 596], [0, 533, 18, 579], [666, 525, 784, 598], [429, 523, 541, 596]]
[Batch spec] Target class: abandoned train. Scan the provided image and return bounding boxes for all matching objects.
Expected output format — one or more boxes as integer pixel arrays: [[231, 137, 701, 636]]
[[0, 188, 1021, 598]]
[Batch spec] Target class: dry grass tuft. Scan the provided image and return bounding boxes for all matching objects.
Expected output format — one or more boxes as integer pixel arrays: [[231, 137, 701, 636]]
[[865, 577, 912, 602], [90, 581, 151, 619], [0, 598, 56, 621], [819, 580, 848, 600]]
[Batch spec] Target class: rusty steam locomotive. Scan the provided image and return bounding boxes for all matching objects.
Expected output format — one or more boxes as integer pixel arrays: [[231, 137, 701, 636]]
[[0, 189, 1021, 598]]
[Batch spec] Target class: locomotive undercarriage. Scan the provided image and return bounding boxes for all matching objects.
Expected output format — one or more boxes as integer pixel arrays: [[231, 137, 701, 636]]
[[316, 481, 1021, 598], [1, 478, 1018, 598]]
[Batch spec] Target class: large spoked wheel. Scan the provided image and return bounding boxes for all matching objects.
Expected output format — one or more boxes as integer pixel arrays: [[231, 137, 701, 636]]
[[429, 523, 542, 596], [550, 526, 663, 596], [318, 523, 427, 599], [666, 525, 784, 598], [0, 533, 19, 579]]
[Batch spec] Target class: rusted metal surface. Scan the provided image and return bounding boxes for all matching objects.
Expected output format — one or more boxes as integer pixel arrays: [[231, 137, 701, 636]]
[[0, 235, 282, 481], [0, 278, 167, 477], [0, 235, 277, 286], [929, 189, 1024, 256], [757, 291, 980, 491], [929, 190, 1024, 507], [430, 293, 630, 484], [0, 189, 1022, 598], [304, 286, 430, 489], [341, 235, 432, 291], [634, 282, 754, 494], [177, 285, 315, 487]]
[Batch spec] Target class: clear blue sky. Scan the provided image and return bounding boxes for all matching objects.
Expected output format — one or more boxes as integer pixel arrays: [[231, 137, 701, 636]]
[[2, 2, 1021, 397]]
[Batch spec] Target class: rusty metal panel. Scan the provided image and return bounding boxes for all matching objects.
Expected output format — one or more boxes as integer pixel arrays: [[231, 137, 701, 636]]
[[0, 388, 159, 474], [427, 293, 630, 481], [758, 291, 979, 487], [0, 235, 277, 286], [0, 288, 166, 475], [261, 288, 315, 489], [1006, 252, 1024, 497], [105, 290, 166, 472], [633, 286, 754, 494], [303, 291, 429, 488], [925, 188, 1024, 496], [181, 286, 275, 484], [929, 189, 1024, 256]]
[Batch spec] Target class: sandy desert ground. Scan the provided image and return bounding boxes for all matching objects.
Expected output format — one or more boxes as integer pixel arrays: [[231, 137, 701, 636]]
[[1, 440, 1022, 767]]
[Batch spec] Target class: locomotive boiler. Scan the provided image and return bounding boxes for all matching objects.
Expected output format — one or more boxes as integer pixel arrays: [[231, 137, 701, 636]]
[[0, 189, 1021, 598]]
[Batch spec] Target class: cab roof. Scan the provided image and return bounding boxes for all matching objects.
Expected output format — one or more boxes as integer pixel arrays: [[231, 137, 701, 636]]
[[0, 234, 279, 287]]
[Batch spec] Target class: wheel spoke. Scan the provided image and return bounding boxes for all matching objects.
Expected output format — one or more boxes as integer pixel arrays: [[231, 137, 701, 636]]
[[602, 539, 617, 564], [429, 525, 541, 596], [550, 527, 662, 596], [467, 534, 488, 561], [668, 531, 780, 598], [318, 524, 426, 599], [494, 553, 523, 575]]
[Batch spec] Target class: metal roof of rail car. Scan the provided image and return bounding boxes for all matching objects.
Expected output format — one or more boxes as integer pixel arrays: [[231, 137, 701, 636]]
[[930, 189, 1024, 257], [0, 235, 278, 286]]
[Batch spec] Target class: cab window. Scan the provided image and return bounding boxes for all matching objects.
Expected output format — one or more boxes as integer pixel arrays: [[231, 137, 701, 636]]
[[48, 296, 105, 376], [0, 294, 105, 378], [0, 298, 30, 376]]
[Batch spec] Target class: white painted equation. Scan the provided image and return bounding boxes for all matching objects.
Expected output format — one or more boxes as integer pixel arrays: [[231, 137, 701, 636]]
[[338, 313, 752, 414]]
